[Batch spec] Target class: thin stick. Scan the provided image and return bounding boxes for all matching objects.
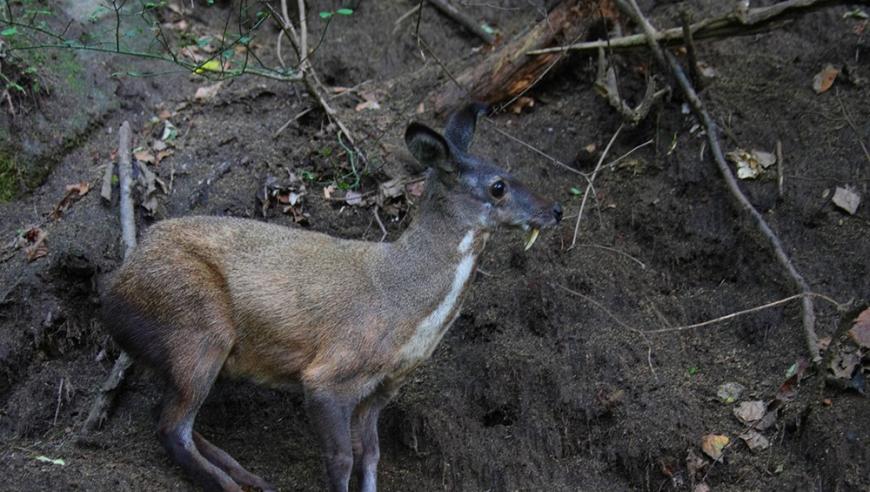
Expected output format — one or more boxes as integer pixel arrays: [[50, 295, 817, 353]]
[[644, 292, 842, 334], [118, 121, 136, 258], [100, 161, 114, 202], [616, 0, 822, 363], [569, 124, 623, 250], [373, 207, 388, 242], [297, 0, 307, 60], [554, 283, 657, 379], [576, 243, 646, 270], [82, 121, 137, 434], [393, 4, 421, 35], [776, 140, 784, 198], [53, 377, 63, 426], [483, 119, 586, 178], [835, 88, 870, 165], [680, 9, 704, 89], [425, 0, 494, 44]]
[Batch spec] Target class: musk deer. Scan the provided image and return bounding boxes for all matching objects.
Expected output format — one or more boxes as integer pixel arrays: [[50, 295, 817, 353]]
[[103, 103, 562, 492]]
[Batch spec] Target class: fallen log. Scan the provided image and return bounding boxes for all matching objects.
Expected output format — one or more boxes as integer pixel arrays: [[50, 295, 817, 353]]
[[428, 0, 616, 115]]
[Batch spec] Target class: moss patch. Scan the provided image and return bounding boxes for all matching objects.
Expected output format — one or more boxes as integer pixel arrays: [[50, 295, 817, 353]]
[[0, 152, 22, 202]]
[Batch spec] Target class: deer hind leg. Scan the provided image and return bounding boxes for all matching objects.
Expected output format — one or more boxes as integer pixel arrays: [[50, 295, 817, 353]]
[[157, 336, 243, 492], [193, 432, 275, 492]]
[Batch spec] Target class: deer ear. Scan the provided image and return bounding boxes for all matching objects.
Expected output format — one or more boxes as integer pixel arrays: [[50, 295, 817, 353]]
[[405, 122, 455, 173], [444, 102, 488, 153]]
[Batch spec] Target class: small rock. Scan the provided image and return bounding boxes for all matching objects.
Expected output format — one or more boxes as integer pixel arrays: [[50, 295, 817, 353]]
[[832, 186, 861, 215]]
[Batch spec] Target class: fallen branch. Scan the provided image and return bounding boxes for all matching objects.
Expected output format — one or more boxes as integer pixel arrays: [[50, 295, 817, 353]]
[[529, 0, 857, 55], [429, 0, 614, 115], [82, 121, 136, 433], [426, 0, 495, 45], [615, 0, 823, 363]]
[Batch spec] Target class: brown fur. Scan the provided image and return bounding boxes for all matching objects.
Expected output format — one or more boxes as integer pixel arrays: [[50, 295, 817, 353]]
[[103, 107, 560, 492]]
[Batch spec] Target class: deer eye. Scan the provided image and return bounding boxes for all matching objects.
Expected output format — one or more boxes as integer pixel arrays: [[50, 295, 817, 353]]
[[490, 180, 506, 199]]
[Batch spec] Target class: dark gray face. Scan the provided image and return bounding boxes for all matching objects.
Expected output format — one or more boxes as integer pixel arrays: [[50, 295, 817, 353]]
[[406, 104, 562, 248]]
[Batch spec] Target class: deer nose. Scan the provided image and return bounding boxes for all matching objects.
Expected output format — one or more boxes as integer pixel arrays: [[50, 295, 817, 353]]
[[552, 203, 563, 223]]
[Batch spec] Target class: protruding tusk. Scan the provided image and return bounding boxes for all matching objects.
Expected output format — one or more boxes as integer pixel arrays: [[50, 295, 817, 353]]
[[524, 228, 540, 251]]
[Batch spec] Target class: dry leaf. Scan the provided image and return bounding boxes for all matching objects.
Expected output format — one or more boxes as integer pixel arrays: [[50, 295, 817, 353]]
[[22, 226, 48, 262], [323, 185, 336, 200], [739, 429, 770, 452], [813, 64, 839, 94], [379, 178, 405, 200], [817, 336, 832, 352], [51, 181, 91, 220], [509, 96, 535, 114], [686, 449, 707, 478], [848, 308, 870, 348], [355, 100, 381, 112], [734, 400, 767, 425], [830, 351, 861, 379], [194, 82, 223, 102], [701, 434, 729, 460], [134, 149, 156, 165], [406, 180, 425, 197], [693, 484, 711, 492]]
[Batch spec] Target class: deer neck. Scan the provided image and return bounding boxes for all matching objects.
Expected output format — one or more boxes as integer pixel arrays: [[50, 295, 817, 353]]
[[373, 181, 489, 368]]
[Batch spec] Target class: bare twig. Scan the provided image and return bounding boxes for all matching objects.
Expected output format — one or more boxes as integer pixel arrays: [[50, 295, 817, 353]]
[[616, 0, 822, 363], [483, 119, 586, 178], [82, 121, 137, 434], [393, 4, 422, 35], [265, 2, 361, 150], [835, 88, 870, 165], [425, 0, 495, 45], [576, 243, 646, 270], [569, 124, 623, 250], [53, 377, 64, 426], [100, 161, 114, 202], [776, 140, 784, 198], [554, 283, 657, 379], [528, 0, 856, 55], [680, 9, 704, 90], [373, 207, 388, 242], [644, 292, 843, 334], [594, 47, 667, 125]]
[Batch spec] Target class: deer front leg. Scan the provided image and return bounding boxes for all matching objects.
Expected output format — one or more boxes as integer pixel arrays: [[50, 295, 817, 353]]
[[352, 389, 395, 492], [305, 389, 355, 492]]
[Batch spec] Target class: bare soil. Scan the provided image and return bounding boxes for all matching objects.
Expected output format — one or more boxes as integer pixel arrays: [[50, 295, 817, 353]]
[[1, 1, 868, 491]]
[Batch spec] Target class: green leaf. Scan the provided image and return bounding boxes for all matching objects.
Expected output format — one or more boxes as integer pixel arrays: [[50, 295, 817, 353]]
[[238, 35, 252, 46], [569, 187, 582, 196], [1, 27, 18, 37], [687, 367, 699, 376], [35, 456, 66, 466], [335, 8, 354, 16], [480, 23, 495, 35], [319, 11, 333, 19]]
